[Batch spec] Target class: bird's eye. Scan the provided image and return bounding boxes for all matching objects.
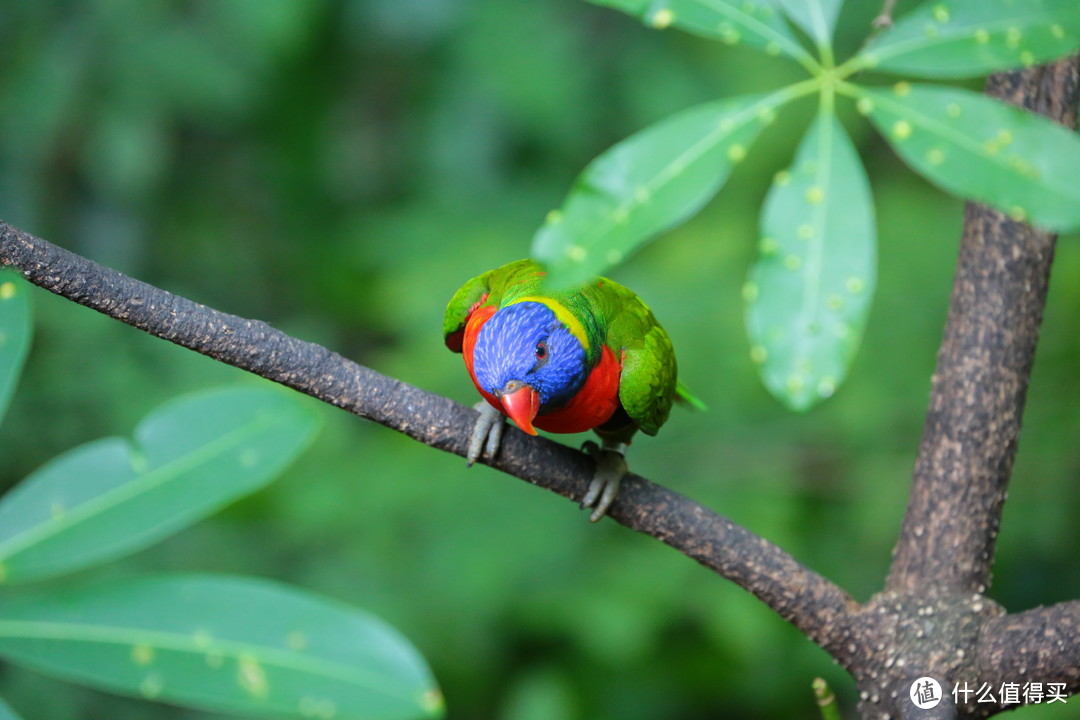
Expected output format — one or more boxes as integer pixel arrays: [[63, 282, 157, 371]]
[[535, 341, 548, 360]]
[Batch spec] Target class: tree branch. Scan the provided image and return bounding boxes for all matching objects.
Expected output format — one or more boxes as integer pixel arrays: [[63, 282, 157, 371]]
[[887, 57, 1080, 597], [0, 221, 859, 663], [872, 0, 900, 29], [977, 601, 1080, 696]]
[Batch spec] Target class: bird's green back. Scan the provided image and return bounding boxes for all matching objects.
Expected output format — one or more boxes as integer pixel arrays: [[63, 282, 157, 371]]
[[578, 277, 677, 436]]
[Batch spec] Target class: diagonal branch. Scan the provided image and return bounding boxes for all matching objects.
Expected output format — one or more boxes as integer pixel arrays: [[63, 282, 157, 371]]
[[0, 221, 860, 664], [886, 58, 1080, 597]]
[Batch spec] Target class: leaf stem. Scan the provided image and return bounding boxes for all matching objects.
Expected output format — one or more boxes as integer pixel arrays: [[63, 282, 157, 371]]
[[834, 54, 868, 80], [771, 76, 828, 107], [832, 80, 872, 109], [819, 77, 836, 116], [807, 3, 836, 71], [812, 677, 842, 720]]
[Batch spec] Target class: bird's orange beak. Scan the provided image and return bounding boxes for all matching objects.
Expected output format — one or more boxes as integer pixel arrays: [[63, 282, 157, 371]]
[[500, 384, 540, 435]]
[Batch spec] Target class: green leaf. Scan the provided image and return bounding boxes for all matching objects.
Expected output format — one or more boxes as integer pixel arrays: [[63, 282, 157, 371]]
[[857, 83, 1080, 231], [589, 0, 815, 66], [0, 386, 319, 584], [0, 271, 31, 429], [777, 0, 842, 46], [856, 0, 1080, 78], [532, 93, 777, 287], [746, 110, 876, 411], [0, 574, 443, 720], [0, 695, 25, 720]]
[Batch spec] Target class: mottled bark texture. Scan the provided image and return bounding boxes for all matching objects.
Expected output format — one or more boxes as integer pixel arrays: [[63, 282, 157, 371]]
[[859, 57, 1080, 719], [888, 60, 1080, 598], [1, 57, 1078, 720]]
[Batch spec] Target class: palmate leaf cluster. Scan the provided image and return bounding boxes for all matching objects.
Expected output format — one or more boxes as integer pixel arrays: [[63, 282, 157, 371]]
[[0, 273, 443, 720], [533, 0, 1080, 411]]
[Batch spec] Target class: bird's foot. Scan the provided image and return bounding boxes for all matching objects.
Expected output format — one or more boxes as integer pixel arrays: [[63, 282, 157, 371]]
[[580, 440, 629, 522], [467, 401, 505, 466]]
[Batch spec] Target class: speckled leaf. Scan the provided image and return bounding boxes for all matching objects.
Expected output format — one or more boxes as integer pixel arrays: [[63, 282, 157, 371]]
[[533, 93, 776, 287], [859, 83, 1080, 231], [0, 387, 319, 584], [746, 111, 876, 412], [0, 574, 443, 720], [0, 271, 31, 429], [858, 0, 1080, 78], [777, 0, 842, 45], [589, 0, 813, 63]]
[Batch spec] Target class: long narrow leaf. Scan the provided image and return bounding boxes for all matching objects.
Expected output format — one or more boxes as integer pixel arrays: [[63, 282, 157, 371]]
[[857, 83, 1080, 232], [0, 574, 443, 720], [0, 271, 31, 428], [856, 0, 1080, 78], [746, 111, 876, 411], [777, 0, 842, 46], [590, 0, 815, 66], [533, 93, 778, 287], [0, 386, 319, 584]]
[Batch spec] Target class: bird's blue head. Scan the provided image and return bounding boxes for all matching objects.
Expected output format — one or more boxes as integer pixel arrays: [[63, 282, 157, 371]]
[[472, 301, 588, 432]]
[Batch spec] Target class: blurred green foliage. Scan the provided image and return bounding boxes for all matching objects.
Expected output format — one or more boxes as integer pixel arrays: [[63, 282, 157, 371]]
[[0, 1, 1077, 719]]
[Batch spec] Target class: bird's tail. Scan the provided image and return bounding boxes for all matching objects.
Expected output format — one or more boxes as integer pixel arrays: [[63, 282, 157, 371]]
[[675, 380, 708, 411]]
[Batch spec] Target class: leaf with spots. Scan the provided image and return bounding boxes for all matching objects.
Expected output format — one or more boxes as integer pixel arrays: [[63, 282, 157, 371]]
[[589, 0, 814, 64], [533, 93, 778, 287], [746, 110, 876, 412], [854, 0, 1080, 78], [857, 83, 1080, 232], [0, 271, 31, 430], [0, 386, 319, 584], [777, 0, 843, 46], [0, 574, 443, 720]]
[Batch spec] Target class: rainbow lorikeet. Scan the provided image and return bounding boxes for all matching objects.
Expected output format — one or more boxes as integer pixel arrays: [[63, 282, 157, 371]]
[[444, 259, 696, 521]]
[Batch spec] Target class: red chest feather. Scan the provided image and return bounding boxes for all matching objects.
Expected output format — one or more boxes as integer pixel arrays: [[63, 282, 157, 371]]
[[462, 305, 499, 409]]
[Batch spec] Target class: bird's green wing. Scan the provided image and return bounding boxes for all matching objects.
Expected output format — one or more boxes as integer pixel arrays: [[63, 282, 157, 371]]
[[444, 259, 545, 352], [589, 279, 678, 437], [444, 272, 490, 352]]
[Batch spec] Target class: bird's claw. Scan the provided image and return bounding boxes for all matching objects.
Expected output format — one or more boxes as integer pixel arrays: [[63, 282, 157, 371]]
[[580, 440, 628, 522], [467, 401, 505, 466]]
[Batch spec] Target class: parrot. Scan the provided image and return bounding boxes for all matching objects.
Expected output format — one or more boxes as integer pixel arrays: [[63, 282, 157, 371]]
[[443, 258, 697, 521]]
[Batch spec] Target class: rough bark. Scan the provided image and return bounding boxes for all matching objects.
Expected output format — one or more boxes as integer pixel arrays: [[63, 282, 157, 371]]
[[977, 602, 1080, 692], [888, 59, 1079, 599], [858, 57, 1080, 719]]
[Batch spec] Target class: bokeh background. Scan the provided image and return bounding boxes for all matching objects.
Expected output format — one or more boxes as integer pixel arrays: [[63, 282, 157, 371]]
[[0, 2, 1078, 719]]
